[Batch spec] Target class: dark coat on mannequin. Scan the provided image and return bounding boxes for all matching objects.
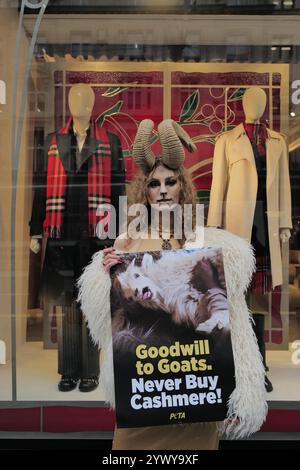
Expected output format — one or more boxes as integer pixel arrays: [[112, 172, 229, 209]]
[[29, 123, 125, 305], [29, 122, 125, 379]]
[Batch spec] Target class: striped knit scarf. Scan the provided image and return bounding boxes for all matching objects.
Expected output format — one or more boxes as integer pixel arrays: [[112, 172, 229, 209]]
[[43, 117, 111, 238]]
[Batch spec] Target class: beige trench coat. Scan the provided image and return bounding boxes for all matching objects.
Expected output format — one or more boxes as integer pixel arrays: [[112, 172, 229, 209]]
[[207, 123, 292, 288]]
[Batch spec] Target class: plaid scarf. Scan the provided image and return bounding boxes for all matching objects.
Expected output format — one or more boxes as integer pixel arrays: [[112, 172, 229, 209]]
[[250, 255, 272, 295], [244, 122, 268, 156], [43, 117, 111, 238]]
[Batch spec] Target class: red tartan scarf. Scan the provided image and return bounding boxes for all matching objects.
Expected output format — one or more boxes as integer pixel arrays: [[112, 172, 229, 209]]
[[244, 122, 268, 156], [43, 117, 111, 238]]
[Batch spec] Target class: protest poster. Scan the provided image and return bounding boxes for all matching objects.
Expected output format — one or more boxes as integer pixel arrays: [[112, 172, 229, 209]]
[[110, 247, 235, 428]]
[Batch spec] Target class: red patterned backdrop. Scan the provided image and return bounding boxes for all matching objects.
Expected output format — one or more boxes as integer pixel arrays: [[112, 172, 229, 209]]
[[55, 68, 281, 200]]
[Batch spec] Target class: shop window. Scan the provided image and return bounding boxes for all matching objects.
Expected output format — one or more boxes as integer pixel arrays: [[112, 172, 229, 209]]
[[1, 0, 300, 437]]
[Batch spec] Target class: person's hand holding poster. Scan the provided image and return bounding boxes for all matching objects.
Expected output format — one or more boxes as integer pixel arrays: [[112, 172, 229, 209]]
[[110, 247, 235, 428]]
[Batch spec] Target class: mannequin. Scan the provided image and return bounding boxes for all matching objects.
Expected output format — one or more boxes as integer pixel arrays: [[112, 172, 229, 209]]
[[242, 87, 291, 243], [207, 86, 292, 392], [29, 83, 125, 392]]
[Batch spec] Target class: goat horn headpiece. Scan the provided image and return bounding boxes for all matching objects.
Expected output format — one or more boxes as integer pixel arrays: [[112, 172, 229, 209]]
[[132, 119, 196, 174]]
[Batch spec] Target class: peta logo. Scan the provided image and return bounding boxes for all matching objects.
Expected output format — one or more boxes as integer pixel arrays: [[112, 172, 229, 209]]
[[291, 340, 300, 365], [169, 412, 186, 420], [0, 80, 6, 105]]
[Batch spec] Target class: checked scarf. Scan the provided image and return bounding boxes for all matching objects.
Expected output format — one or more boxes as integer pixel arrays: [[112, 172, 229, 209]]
[[43, 117, 111, 238]]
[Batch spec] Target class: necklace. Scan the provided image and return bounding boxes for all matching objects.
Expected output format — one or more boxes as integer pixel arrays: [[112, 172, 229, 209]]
[[151, 227, 173, 250]]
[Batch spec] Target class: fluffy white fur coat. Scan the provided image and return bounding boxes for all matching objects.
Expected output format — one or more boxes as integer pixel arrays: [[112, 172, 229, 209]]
[[77, 227, 267, 439]]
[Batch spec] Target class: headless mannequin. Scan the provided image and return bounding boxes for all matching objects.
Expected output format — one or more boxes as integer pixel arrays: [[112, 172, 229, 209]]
[[242, 87, 290, 243], [243, 87, 290, 392], [29, 83, 102, 392], [30, 84, 95, 253], [208, 86, 292, 391]]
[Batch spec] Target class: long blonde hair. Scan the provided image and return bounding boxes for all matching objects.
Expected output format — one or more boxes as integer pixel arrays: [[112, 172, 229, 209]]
[[126, 161, 197, 247]]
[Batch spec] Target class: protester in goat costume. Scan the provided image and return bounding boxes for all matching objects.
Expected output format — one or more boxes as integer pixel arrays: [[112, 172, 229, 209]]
[[78, 119, 267, 450]]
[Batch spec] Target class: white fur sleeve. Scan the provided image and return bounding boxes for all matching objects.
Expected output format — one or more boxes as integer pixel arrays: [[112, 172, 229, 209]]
[[77, 250, 112, 349], [187, 227, 268, 439], [220, 295, 268, 440]]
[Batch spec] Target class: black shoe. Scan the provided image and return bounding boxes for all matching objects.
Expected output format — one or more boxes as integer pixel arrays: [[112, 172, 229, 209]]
[[58, 376, 79, 392], [265, 375, 273, 393], [79, 376, 99, 392]]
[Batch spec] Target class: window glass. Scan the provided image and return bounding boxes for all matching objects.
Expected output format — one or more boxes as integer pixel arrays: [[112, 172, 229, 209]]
[[0, 0, 299, 429]]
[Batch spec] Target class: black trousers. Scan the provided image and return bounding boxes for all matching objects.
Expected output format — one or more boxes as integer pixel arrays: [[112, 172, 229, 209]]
[[58, 301, 99, 377], [42, 238, 110, 378]]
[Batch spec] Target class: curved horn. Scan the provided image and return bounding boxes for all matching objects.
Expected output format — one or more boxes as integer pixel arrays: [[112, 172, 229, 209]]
[[132, 119, 156, 173], [158, 119, 196, 169]]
